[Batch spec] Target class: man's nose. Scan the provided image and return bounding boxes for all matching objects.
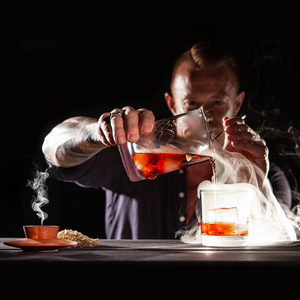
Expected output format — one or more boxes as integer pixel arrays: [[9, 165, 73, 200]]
[[200, 103, 214, 121], [200, 102, 210, 115]]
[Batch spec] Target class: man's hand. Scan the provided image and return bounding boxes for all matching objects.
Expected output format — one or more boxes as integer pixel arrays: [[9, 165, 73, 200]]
[[223, 116, 269, 180], [97, 106, 155, 146]]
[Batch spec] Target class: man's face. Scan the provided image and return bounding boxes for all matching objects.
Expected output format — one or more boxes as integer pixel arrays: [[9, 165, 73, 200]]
[[165, 62, 244, 143]]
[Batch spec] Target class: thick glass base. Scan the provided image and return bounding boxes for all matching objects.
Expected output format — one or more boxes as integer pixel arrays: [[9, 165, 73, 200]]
[[201, 235, 248, 247]]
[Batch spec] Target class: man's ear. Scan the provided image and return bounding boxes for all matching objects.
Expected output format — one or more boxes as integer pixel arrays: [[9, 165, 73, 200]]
[[234, 91, 245, 115], [164, 92, 176, 115]]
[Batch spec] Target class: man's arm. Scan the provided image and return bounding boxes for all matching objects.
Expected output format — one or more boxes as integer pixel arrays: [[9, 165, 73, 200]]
[[42, 116, 106, 168], [42, 107, 155, 168]]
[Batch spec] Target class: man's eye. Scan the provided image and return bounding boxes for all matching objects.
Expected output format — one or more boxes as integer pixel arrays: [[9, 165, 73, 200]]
[[183, 100, 200, 110], [214, 100, 222, 106]]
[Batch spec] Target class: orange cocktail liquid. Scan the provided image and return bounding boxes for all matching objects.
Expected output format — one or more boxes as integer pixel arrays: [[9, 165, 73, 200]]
[[132, 152, 210, 179], [132, 153, 187, 179], [201, 223, 248, 236]]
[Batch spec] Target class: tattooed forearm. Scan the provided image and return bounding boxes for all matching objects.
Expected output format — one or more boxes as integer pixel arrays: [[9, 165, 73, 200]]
[[42, 116, 107, 168], [54, 138, 103, 167]]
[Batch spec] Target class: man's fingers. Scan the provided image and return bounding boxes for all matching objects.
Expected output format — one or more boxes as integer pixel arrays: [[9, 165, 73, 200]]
[[110, 109, 126, 145], [223, 115, 269, 177], [98, 107, 155, 146], [137, 108, 155, 134], [123, 107, 140, 143], [223, 116, 245, 126], [98, 112, 115, 146], [225, 123, 248, 134]]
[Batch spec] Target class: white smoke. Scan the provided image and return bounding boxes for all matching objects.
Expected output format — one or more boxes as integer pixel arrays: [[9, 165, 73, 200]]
[[257, 121, 300, 227], [177, 140, 298, 246], [27, 167, 50, 225]]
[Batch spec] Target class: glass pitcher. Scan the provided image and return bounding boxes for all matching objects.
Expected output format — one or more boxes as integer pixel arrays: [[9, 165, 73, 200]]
[[118, 108, 214, 182]]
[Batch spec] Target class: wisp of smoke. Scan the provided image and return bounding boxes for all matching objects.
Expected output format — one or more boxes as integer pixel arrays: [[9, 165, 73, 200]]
[[176, 141, 298, 246], [27, 167, 50, 225], [257, 121, 300, 227]]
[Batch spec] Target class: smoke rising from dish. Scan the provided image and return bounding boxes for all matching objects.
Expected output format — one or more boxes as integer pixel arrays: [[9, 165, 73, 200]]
[[27, 165, 50, 225]]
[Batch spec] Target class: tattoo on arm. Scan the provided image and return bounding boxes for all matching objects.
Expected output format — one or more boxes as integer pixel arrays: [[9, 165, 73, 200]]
[[43, 116, 107, 168]]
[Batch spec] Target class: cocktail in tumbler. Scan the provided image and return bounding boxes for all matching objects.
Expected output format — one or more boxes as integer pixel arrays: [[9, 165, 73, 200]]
[[200, 188, 250, 247]]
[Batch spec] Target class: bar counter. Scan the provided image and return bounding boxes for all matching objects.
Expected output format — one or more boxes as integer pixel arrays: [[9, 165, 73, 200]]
[[1, 238, 300, 269]]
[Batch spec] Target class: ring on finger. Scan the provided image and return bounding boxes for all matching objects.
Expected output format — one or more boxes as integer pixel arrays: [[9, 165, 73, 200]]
[[110, 111, 123, 122]]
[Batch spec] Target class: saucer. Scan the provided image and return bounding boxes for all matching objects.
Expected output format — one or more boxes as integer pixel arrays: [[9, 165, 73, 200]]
[[4, 238, 77, 252]]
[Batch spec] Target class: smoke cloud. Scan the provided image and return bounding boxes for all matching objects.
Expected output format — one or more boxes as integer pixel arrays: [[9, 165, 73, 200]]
[[257, 119, 300, 227], [27, 166, 50, 225], [177, 140, 298, 246]]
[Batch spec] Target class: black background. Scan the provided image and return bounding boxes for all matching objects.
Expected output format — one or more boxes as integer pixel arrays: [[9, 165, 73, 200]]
[[2, 16, 300, 237]]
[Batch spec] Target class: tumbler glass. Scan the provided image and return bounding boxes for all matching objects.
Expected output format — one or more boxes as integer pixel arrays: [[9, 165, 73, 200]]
[[200, 188, 251, 247]]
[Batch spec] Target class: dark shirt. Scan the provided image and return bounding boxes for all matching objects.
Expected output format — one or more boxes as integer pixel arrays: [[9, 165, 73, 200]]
[[268, 162, 292, 214], [50, 147, 292, 239]]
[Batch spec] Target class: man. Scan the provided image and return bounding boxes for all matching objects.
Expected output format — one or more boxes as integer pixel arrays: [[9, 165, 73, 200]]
[[43, 41, 291, 239]]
